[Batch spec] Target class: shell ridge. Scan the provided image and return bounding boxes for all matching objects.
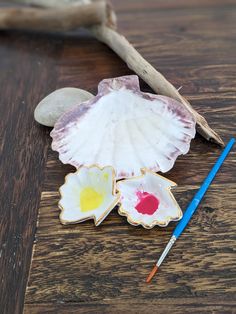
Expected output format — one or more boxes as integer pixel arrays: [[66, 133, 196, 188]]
[[146, 114, 192, 158], [58, 99, 110, 167], [131, 115, 171, 172]]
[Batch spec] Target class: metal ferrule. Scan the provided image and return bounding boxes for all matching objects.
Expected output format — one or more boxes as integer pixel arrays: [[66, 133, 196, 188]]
[[156, 235, 176, 267]]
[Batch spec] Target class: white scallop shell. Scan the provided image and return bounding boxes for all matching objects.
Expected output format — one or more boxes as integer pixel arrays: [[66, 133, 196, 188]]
[[117, 169, 182, 229], [59, 166, 120, 225], [51, 75, 196, 179]]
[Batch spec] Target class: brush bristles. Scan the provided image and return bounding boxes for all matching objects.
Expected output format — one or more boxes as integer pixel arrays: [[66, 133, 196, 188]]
[[146, 265, 158, 283]]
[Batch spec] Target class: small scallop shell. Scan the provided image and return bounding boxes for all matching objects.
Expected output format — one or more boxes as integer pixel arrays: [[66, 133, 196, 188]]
[[51, 75, 196, 178], [59, 166, 120, 225], [117, 169, 182, 228]]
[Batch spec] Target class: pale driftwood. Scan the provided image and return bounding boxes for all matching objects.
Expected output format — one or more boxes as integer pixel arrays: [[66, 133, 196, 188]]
[[0, 1, 224, 146], [0, 2, 106, 31], [6, 0, 85, 7]]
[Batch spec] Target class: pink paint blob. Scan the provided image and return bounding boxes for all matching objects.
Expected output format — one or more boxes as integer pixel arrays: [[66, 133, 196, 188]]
[[135, 191, 159, 215]]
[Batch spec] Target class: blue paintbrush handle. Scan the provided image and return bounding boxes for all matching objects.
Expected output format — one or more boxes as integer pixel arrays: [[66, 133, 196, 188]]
[[173, 138, 235, 239]]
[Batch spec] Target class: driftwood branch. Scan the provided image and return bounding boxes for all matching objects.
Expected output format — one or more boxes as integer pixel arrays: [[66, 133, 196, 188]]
[[0, 0, 224, 146], [5, 0, 85, 8], [0, 2, 107, 31]]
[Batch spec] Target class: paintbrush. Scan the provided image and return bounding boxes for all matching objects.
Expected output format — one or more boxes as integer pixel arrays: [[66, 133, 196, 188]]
[[146, 138, 235, 283]]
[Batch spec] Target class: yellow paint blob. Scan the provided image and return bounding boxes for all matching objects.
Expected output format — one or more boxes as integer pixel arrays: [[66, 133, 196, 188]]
[[80, 187, 104, 212], [103, 172, 109, 181]]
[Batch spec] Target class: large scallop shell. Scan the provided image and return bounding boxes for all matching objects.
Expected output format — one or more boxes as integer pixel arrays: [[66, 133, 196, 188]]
[[117, 169, 182, 229], [51, 75, 196, 178]]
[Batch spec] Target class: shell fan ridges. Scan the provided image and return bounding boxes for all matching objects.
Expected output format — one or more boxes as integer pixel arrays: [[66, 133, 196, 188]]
[[51, 75, 196, 178]]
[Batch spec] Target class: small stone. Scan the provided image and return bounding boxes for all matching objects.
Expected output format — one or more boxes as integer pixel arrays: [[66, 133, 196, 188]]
[[34, 87, 94, 127]]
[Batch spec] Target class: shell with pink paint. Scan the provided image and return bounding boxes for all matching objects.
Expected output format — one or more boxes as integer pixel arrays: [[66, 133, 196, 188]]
[[117, 169, 182, 229], [51, 75, 196, 178]]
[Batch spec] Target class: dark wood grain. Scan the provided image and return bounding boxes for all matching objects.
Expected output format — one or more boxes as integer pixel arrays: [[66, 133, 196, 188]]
[[25, 183, 236, 301], [24, 299, 236, 314], [0, 0, 235, 313], [0, 32, 62, 314]]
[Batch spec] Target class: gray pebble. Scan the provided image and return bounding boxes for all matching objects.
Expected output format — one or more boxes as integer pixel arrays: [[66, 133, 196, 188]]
[[34, 87, 94, 127]]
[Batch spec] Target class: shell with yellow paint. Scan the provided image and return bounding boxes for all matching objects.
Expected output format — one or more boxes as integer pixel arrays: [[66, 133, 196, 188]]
[[59, 166, 120, 225]]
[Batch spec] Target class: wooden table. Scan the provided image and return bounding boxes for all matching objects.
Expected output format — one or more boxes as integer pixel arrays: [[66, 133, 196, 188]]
[[0, 1, 235, 313]]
